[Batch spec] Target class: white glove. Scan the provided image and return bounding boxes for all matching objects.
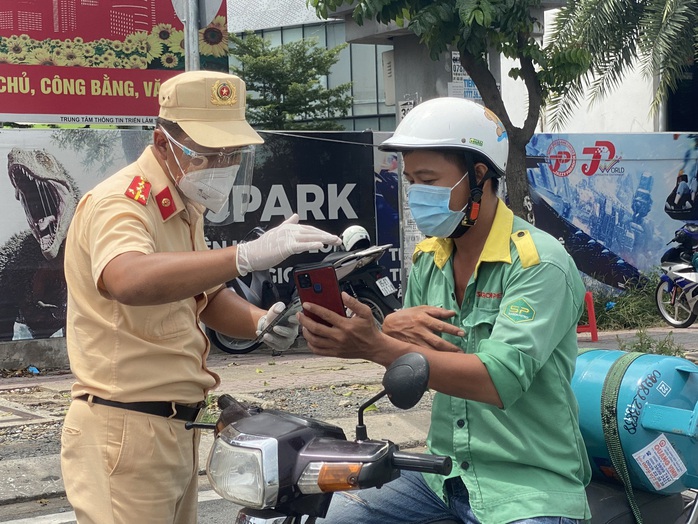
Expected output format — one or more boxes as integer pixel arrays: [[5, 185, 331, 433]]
[[257, 301, 300, 352], [236, 214, 342, 276]]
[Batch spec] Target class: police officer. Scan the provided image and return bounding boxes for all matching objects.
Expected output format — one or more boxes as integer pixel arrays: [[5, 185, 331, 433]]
[[61, 71, 341, 523]]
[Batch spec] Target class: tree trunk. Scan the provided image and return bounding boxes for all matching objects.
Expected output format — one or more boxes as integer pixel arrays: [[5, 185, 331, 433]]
[[505, 129, 535, 224], [459, 45, 541, 224]]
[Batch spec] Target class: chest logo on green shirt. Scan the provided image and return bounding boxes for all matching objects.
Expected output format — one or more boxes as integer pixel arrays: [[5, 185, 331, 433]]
[[503, 298, 535, 323]]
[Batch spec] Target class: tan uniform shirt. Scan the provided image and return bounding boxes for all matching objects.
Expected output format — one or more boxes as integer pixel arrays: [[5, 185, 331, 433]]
[[64, 146, 220, 404]]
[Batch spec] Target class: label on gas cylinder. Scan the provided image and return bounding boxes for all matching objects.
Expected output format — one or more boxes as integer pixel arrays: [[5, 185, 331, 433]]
[[632, 434, 687, 490]]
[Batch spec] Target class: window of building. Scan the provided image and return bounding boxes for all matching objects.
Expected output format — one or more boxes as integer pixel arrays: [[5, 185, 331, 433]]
[[232, 21, 396, 132]]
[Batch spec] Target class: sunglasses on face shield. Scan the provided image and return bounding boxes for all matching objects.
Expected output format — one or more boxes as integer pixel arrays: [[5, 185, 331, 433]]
[[160, 127, 250, 168]]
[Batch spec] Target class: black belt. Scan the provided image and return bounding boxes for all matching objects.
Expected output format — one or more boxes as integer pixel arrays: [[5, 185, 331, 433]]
[[76, 394, 204, 422]]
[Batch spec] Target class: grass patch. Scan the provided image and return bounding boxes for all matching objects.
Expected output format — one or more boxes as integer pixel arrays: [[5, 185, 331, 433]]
[[199, 393, 221, 424], [581, 273, 664, 331], [579, 272, 688, 356], [616, 328, 685, 356]]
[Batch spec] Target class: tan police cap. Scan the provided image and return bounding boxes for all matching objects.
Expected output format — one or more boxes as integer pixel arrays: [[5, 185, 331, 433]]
[[158, 71, 264, 148]]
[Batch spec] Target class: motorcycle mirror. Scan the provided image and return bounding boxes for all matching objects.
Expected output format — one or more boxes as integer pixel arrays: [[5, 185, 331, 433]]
[[383, 352, 430, 409], [355, 353, 430, 441]]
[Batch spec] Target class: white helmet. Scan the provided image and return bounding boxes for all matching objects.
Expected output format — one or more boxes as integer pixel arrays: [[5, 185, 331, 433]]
[[380, 97, 508, 176], [342, 225, 371, 251]]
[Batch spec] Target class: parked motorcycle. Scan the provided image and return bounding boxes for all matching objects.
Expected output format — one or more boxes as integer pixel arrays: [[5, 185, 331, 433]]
[[206, 225, 401, 355], [189, 349, 698, 524], [656, 223, 698, 328]]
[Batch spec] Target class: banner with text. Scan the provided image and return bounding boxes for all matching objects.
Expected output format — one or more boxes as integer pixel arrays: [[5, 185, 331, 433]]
[[0, 0, 228, 124]]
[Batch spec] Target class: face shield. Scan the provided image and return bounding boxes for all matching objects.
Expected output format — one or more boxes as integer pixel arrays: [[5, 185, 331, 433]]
[[161, 127, 256, 216]]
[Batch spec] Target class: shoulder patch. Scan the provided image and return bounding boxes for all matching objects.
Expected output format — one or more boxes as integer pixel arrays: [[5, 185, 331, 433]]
[[503, 298, 536, 323], [155, 187, 177, 220], [124, 176, 151, 206], [511, 230, 540, 268]]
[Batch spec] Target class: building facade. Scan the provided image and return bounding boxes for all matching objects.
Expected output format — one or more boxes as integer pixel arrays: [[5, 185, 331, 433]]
[[228, 0, 396, 131]]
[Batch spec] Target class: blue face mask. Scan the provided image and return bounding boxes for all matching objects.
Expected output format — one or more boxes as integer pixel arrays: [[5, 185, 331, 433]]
[[407, 173, 468, 238]]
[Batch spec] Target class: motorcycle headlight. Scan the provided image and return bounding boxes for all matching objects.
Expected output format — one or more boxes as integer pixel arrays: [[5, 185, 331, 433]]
[[206, 424, 279, 509]]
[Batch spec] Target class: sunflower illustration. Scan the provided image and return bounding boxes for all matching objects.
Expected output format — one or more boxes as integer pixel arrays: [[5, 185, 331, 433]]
[[198, 15, 228, 57], [145, 33, 165, 62], [127, 55, 148, 69], [7, 37, 28, 57], [153, 23, 176, 45], [0, 15, 224, 70], [169, 30, 185, 54], [65, 56, 89, 67], [161, 52, 179, 68], [64, 47, 83, 63], [27, 48, 61, 66], [9, 53, 27, 64]]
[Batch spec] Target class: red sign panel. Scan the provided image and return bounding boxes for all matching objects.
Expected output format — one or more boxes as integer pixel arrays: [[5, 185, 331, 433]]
[[0, 0, 228, 124]]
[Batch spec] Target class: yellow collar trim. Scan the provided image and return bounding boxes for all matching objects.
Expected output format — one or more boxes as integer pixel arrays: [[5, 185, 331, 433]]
[[412, 199, 514, 270], [479, 199, 513, 264], [413, 237, 453, 269]]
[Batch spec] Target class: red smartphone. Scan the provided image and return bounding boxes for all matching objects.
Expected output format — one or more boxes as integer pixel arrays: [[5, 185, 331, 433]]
[[293, 262, 345, 326]]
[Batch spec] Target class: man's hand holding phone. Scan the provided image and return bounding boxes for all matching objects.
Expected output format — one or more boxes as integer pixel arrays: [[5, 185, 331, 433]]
[[296, 272, 391, 365], [293, 263, 345, 326]]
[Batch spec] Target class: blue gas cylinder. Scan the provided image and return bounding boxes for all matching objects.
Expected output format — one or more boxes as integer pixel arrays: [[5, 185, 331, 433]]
[[572, 349, 698, 494]]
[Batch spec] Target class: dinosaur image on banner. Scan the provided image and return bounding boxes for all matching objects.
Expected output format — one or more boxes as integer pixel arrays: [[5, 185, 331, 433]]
[[0, 148, 81, 340]]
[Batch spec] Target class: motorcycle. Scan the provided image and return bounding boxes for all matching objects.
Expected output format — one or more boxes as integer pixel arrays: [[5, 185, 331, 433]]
[[205, 226, 402, 355], [656, 223, 698, 328], [188, 352, 457, 524], [189, 349, 698, 524]]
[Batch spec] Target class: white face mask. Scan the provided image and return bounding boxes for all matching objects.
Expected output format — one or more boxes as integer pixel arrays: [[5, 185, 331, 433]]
[[177, 165, 240, 213]]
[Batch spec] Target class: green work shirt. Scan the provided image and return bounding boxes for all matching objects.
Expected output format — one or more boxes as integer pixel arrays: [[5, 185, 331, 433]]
[[405, 201, 592, 524]]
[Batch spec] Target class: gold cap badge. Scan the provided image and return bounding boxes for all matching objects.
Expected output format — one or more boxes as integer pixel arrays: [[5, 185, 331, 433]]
[[211, 80, 236, 106]]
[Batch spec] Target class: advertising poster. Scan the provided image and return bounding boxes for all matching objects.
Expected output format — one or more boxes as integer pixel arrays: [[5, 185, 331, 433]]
[[0, 0, 228, 124], [203, 130, 377, 301], [0, 128, 377, 342], [0, 127, 150, 341], [373, 131, 402, 295], [526, 133, 698, 289]]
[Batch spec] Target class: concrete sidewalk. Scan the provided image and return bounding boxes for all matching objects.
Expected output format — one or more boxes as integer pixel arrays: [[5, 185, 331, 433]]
[[0, 326, 697, 508]]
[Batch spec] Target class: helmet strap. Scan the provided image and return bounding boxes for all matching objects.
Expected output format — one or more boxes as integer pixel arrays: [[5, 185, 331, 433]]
[[449, 153, 497, 238]]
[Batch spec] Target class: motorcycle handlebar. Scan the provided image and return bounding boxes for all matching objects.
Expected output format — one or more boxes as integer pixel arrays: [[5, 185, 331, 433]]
[[392, 451, 452, 476]]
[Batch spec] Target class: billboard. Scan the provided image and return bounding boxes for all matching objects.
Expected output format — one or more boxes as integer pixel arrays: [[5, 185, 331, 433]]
[[203, 130, 379, 300], [0, 0, 228, 124], [526, 133, 698, 288], [0, 128, 378, 342]]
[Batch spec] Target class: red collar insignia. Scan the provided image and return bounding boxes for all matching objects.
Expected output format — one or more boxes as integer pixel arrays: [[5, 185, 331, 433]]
[[125, 176, 151, 206], [155, 187, 177, 220]]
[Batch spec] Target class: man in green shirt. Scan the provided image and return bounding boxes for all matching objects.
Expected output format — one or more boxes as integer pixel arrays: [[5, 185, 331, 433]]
[[299, 97, 591, 524]]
